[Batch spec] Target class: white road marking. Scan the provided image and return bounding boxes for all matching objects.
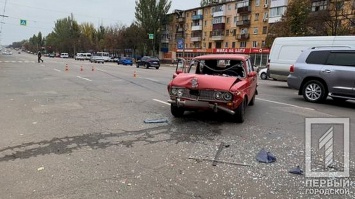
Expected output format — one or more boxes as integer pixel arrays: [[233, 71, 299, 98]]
[[153, 99, 170, 106], [97, 69, 107, 73], [144, 78, 159, 83], [76, 76, 92, 82], [54, 69, 61, 72], [256, 98, 315, 110]]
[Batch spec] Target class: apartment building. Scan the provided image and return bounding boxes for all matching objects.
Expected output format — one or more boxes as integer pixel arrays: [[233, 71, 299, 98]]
[[160, 0, 355, 66]]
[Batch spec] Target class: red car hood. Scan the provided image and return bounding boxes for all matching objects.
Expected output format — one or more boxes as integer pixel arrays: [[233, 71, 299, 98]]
[[170, 74, 241, 91]]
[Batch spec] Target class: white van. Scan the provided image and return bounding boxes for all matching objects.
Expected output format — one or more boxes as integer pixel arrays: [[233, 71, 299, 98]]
[[60, 53, 69, 58], [268, 36, 355, 81]]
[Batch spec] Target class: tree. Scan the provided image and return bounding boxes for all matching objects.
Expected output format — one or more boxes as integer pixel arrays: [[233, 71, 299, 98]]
[[135, 0, 171, 56]]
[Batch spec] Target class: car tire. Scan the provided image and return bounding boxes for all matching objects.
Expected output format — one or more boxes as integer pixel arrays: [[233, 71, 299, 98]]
[[145, 63, 149, 69], [136, 64, 139, 68], [260, 72, 267, 80], [171, 104, 184, 117], [302, 80, 328, 103], [249, 92, 256, 106], [233, 99, 246, 123], [155, 67, 159, 69]]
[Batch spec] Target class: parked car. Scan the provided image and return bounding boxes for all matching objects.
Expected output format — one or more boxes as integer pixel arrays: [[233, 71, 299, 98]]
[[49, 53, 55, 58], [268, 36, 355, 81], [258, 68, 269, 80], [90, 55, 104, 64], [167, 54, 258, 123], [136, 56, 160, 69], [287, 46, 355, 103], [75, 53, 86, 61], [118, 57, 133, 65], [60, 53, 69, 58]]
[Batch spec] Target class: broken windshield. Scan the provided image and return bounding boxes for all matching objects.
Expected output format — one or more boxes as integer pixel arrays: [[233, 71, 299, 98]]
[[195, 59, 245, 77]]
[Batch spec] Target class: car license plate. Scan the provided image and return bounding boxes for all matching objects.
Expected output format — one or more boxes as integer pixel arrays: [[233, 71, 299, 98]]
[[189, 90, 199, 96], [153, 62, 157, 64]]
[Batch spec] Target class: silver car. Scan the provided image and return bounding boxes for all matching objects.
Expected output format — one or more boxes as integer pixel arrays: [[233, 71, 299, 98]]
[[287, 47, 355, 103]]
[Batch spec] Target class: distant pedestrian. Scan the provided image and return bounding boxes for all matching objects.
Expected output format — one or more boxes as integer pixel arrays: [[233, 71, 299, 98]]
[[38, 51, 43, 63]]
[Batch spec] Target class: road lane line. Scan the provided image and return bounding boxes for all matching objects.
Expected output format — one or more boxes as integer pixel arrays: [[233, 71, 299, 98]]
[[256, 98, 315, 110], [153, 99, 170, 106], [76, 76, 92, 82], [144, 78, 160, 83], [54, 69, 61, 72]]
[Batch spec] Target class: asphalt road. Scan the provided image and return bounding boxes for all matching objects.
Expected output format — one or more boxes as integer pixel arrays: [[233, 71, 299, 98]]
[[0, 51, 354, 199]]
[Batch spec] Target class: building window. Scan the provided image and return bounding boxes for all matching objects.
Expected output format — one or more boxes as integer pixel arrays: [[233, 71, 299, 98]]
[[227, 17, 230, 24], [204, 32, 207, 37], [252, 41, 258, 48], [209, 31, 212, 37], [262, 26, 267, 34], [255, 0, 260, 6], [255, 13, 259, 21], [225, 42, 228, 48], [264, 0, 269, 5], [205, 20, 207, 26], [270, 7, 286, 17], [228, 4, 231, 10], [226, 30, 230, 36], [240, 41, 246, 48], [232, 29, 236, 36], [253, 28, 258, 34], [311, 1, 328, 12], [264, 12, 269, 20], [203, 43, 206, 48], [234, 16, 238, 23], [186, 13, 189, 18], [336, 1, 344, 10], [208, 42, 212, 48], [232, 42, 236, 48], [261, 41, 266, 47]]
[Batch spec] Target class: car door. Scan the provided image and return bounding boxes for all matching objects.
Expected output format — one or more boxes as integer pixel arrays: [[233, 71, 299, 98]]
[[245, 59, 257, 99], [321, 51, 355, 96]]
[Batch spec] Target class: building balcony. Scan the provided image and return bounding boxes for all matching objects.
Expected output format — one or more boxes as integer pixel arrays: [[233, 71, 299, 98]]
[[191, 25, 203, 31], [192, 14, 203, 20], [161, 38, 169, 43], [237, 6, 251, 13], [236, 33, 249, 40], [178, 17, 185, 22], [191, 36, 202, 42], [270, 0, 288, 8], [213, 10, 226, 17], [212, 35, 225, 40], [212, 23, 225, 30], [236, 20, 251, 26], [176, 28, 184, 33]]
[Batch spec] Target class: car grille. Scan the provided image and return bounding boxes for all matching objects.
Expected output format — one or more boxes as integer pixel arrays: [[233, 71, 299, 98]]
[[181, 89, 216, 101]]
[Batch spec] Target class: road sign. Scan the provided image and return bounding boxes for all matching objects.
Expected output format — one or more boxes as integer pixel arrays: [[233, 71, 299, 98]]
[[177, 38, 184, 49], [20, 19, 27, 26], [148, 34, 154, 40]]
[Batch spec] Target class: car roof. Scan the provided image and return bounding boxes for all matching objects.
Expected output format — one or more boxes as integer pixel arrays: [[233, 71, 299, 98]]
[[194, 54, 249, 61]]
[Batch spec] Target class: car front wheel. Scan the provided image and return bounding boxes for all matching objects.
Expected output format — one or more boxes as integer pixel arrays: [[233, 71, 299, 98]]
[[302, 80, 328, 103], [171, 104, 184, 117], [155, 66, 159, 69], [260, 72, 267, 80], [233, 99, 246, 123]]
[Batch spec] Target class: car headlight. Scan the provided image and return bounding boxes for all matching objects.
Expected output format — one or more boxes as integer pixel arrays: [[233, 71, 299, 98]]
[[214, 91, 223, 100], [177, 89, 184, 97], [171, 88, 178, 95], [223, 92, 233, 101]]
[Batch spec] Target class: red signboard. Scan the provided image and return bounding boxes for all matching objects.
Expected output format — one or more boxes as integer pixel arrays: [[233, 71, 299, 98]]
[[213, 48, 270, 54]]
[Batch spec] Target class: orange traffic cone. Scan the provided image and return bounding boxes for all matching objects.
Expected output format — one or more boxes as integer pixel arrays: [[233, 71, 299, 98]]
[[133, 70, 137, 78], [65, 64, 69, 71], [92, 66, 95, 71], [80, 66, 83, 71]]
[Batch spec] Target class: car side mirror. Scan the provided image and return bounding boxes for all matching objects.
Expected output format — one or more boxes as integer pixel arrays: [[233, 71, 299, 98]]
[[176, 70, 183, 74], [248, 71, 257, 77]]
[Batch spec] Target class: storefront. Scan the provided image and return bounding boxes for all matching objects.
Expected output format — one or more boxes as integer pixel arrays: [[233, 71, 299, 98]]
[[161, 48, 270, 67]]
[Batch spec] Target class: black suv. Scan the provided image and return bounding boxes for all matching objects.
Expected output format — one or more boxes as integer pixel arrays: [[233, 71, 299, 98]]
[[287, 47, 355, 103], [136, 56, 160, 69]]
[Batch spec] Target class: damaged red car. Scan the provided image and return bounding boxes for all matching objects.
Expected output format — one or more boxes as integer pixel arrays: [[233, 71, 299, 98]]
[[167, 54, 258, 123]]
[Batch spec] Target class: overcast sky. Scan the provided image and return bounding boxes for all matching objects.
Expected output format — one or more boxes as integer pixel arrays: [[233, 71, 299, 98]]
[[0, 0, 200, 45]]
